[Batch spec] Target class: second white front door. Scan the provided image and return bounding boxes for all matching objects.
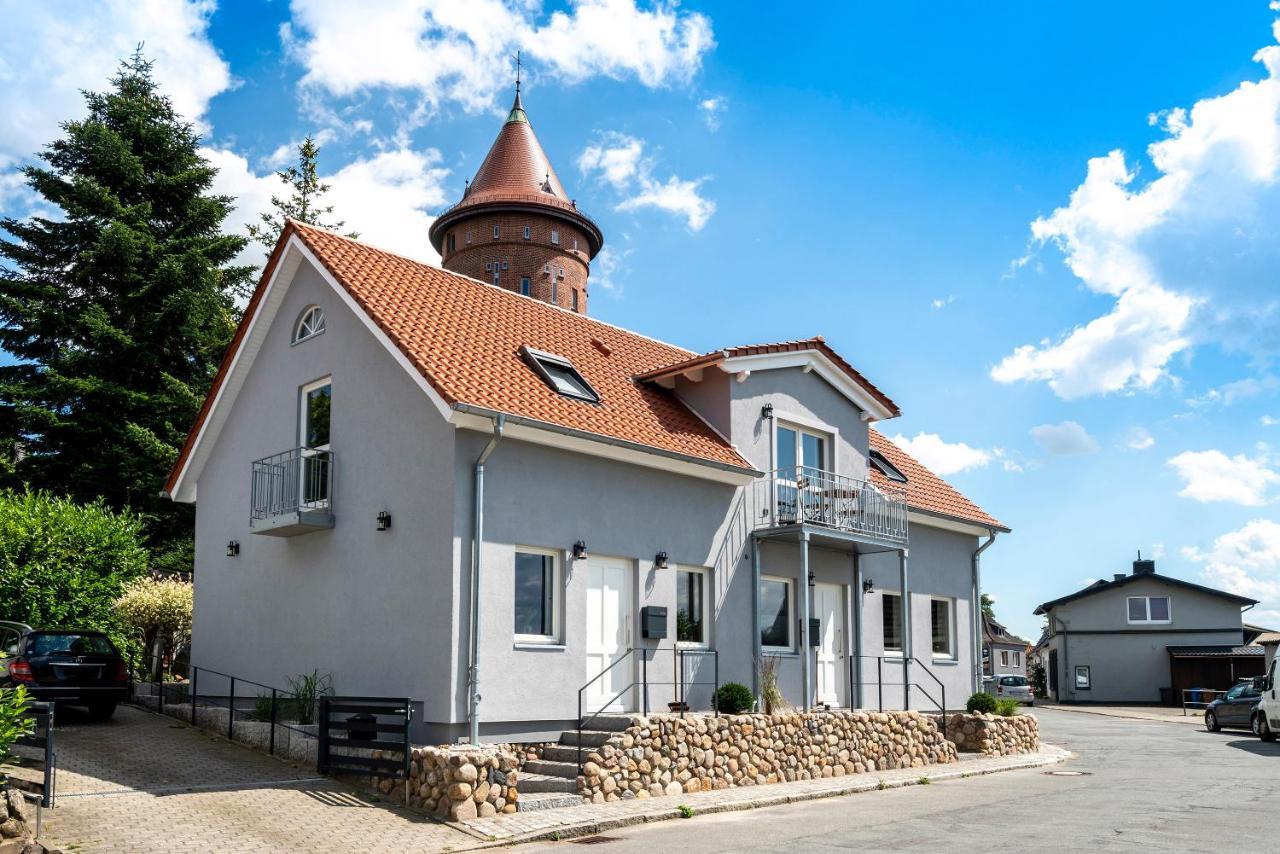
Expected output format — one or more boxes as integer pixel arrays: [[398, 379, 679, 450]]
[[814, 583, 846, 707], [585, 557, 633, 713]]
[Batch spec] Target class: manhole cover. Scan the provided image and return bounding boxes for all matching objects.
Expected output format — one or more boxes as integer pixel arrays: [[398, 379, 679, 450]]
[[572, 836, 618, 845], [1044, 770, 1090, 776]]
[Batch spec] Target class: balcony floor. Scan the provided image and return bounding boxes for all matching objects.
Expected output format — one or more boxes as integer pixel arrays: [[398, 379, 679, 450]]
[[250, 508, 335, 537], [753, 522, 906, 554]]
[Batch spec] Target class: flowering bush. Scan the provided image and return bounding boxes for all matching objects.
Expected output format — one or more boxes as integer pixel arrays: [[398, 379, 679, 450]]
[[114, 577, 193, 678]]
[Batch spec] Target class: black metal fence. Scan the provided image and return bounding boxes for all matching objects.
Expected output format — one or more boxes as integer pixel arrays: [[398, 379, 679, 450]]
[[10, 700, 56, 808], [131, 665, 319, 760], [316, 696, 411, 783]]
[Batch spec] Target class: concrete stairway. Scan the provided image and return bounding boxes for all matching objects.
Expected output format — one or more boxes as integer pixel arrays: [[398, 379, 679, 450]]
[[517, 715, 632, 810]]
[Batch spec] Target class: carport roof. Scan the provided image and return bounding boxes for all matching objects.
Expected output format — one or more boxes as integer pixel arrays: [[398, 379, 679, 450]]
[[1165, 645, 1265, 658]]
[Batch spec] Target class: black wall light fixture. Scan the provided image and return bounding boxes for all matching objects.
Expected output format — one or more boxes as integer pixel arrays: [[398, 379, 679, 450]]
[[862, 579, 875, 594], [573, 540, 588, 560], [376, 510, 392, 531], [654, 551, 669, 569], [227, 540, 240, 557], [761, 403, 774, 420]]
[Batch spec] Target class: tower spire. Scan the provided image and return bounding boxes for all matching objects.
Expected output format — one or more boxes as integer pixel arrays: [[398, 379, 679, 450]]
[[514, 50, 522, 95]]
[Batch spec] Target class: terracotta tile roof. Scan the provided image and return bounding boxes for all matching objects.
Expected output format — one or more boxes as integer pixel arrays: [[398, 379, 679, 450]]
[[165, 221, 753, 495], [868, 429, 1008, 531], [637, 338, 901, 418]]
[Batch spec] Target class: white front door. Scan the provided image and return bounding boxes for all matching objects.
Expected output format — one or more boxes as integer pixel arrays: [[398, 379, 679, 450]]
[[814, 583, 846, 707], [585, 557, 633, 713]]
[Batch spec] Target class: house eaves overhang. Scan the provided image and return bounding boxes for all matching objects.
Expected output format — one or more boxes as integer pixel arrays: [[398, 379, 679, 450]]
[[907, 508, 1010, 537], [451, 404, 761, 487], [1034, 572, 1259, 616]]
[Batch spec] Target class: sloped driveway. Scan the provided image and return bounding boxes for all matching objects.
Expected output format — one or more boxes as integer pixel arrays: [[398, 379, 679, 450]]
[[33, 704, 477, 854]]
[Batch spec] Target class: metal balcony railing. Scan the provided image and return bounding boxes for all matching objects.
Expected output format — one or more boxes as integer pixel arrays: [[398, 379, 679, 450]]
[[752, 466, 908, 545], [250, 447, 334, 533]]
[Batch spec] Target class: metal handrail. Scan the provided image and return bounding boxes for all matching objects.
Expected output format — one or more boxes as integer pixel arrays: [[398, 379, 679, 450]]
[[577, 648, 638, 773], [852, 654, 949, 736], [674, 648, 720, 717], [753, 466, 908, 544]]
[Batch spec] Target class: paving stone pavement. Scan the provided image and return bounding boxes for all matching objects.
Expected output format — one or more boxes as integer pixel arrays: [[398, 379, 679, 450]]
[[27, 705, 481, 854]]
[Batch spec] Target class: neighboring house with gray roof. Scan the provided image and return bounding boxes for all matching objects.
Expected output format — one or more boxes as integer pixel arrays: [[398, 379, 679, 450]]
[[982, 613, 1030, 683], [1034, 557, 1258, 704]]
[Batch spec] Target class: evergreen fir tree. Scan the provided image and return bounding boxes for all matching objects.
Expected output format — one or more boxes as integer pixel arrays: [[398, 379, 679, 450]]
[[0, 51, 253, 573], [246, 135, 357, 253]]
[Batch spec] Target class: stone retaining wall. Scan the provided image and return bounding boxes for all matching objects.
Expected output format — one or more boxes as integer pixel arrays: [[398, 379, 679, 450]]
[[580, 711, 957, 803], [946, 712, 1039, 756], [369, 746, 520, 821]]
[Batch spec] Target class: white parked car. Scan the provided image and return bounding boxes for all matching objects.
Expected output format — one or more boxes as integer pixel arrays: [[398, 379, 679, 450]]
[[1253, 657, 1279, 742], [994, 674, 1035, 705]]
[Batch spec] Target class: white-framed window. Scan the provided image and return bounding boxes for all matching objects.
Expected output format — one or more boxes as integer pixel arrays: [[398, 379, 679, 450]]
[[1012, 650, 1021, 668], [930, 597, 954, 659], [550, 228, 560, 245], [1126, 596, 1171, 624], [492, 224, 500, 239], [299, 377, 332, 450], [676, 567, 709, 647], [513, 548, 561, 643], [551, 281, 558, 303], [1075, 665, 1091, 690], [571, 290, 580, 313], [572, 237, 578, 251], [882, 592, 902, 654], [523, 225, 531, 240], [760, 575, 794, 652], [292, 305, 326, 344], [999, 650, 1009, 667], [775, 422, 828, 474]]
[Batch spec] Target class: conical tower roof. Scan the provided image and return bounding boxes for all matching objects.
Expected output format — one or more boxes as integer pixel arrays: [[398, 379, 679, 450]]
[[429, 91, 602, 257]]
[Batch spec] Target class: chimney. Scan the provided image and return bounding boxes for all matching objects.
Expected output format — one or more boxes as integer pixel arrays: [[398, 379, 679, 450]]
[[1113, 574, 1126, 582], [1133, 550, 1156, 575]]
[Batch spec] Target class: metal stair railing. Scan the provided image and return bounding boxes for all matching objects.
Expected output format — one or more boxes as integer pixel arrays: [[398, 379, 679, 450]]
[[853, 654, 950, 738]]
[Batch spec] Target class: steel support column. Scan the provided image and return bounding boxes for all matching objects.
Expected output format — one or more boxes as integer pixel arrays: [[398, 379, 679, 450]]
[[899, 548, 910, 710], [800, 531, 812, 713], [852, 552, 863, 709], [751, 535, 762, 703]]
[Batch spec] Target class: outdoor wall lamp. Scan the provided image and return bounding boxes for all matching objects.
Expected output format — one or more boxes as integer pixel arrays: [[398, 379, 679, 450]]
[[573, 540, 588, 560], [654, 551, 669, 569], [226, 540, 240, 557], [376, 510, 392, 531], [808, 571, 816, 588], [862, 579, 874, 594], [761, 403, 774, 420]]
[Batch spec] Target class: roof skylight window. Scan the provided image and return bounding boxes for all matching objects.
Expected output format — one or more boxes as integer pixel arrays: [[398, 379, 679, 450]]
[[868, 450, 907, 483], [521, 345, 600, 403]]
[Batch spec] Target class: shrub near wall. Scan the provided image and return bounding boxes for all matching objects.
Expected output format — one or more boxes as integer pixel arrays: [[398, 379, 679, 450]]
[[947, 712, 1040, 756], [581, 711, 957, 803]]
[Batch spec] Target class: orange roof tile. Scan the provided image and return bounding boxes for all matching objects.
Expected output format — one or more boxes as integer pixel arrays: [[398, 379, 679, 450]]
[[868, 429, 1008, 532], [165, 221, 752, 495]]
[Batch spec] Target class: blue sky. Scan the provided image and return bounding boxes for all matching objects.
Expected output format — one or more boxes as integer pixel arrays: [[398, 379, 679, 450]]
[[4, 1, 1280, 640]]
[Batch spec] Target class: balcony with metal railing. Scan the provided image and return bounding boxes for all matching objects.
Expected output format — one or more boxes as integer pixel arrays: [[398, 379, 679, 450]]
[[751, 466, 908, 548], [249, 447, 334, 536]]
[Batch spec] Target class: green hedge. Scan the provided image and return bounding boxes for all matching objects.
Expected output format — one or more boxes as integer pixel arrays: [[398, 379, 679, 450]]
[[714, 682, 755, 714], [965, 691, 998, 714]]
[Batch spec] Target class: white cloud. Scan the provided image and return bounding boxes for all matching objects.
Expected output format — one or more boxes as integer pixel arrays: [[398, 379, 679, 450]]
[[930, 295, 955, 310], [283, 0, 714, 121], [1188, 376, 1279, 408], [994, 16, 1280, 398], [205, 145, 449, 269], [590, 245, 631, 295], [1184, 519, 1280, 613], [698, 96, 725, 130], [1126, 427, 1155, 450], [1030, 421, 1099, 456], [890, 432, 993, 476], [1263, 415, 1280, 426], [579, 131, 715, 230], [1167, 448, 1280, 506], [0, 0, 232, 163]]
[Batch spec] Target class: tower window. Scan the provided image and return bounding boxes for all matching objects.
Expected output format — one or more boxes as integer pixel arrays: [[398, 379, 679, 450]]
[[550, 229, 560, 245], [521, 345, 599, 403], [523, 226, 531, 240], [520, 277, 530, 296], [466, 228, 473, 244], [446, 232, 456, 253], [572, 290, 579, 312], [572, 237, 578, 251], [557, 267, 565, 279], [493, 224, 500, 239], [543, 263, 551, 274], [492, 262, 500, 286], [552, 282, 558, 303]]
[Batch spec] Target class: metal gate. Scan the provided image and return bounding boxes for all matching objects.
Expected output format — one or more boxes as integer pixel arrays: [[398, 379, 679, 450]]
[[316, 696, 411, 782]]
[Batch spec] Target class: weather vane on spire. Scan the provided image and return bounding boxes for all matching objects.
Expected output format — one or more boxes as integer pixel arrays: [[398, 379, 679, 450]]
[[513, 50, 522, 94]]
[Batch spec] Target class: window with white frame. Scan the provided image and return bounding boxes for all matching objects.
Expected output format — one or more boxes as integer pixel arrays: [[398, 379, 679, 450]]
[[776, 422, 828, 474], [550, 228, 560, 245], [523, 225, 531, 240], [760, 576, 793, 651], [513, 549, 559, 642], [1127, 596, 1171, 624], [676, 567, 709, 646], [492, 224, 500, 239], [1012, 650, 1021, 668], [882, 592, 902, 653], [930, 597, 954, 658], [293, 305, 325, 344], [999, 650, 1009, 667]]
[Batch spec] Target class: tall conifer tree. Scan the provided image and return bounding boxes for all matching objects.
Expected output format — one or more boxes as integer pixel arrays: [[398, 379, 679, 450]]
[[0, 51, 252, 572]]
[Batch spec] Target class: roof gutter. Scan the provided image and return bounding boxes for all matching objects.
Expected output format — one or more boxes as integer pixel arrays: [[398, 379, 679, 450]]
[[467, 414, 505, 746], [972, 529, 998, 694], [452, 403, 761, 478]]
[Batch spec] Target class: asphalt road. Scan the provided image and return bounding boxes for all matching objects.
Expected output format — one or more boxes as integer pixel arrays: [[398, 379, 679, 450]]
[[515, 708, 1280, 853]]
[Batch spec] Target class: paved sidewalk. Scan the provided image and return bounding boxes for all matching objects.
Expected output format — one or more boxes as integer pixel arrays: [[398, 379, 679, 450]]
[[453, 744, 1071, 846], [1035, 703, 1206, 726]]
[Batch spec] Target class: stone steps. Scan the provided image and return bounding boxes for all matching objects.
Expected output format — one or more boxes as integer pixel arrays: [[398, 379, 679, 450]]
[[540, 744, 592, 763], [518, 772, 579, 794], [517, 791, 583, 812], [522, 758, 580, 778], [556, 729, 615, 748]]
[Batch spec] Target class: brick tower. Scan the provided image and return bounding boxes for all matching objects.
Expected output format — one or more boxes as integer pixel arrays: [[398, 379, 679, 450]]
[[429, 87, 604, 314]]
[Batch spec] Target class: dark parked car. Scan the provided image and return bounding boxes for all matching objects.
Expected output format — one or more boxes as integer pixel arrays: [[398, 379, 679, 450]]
[[1204, 679, 1262, 732], [2, 629, 130, 720]]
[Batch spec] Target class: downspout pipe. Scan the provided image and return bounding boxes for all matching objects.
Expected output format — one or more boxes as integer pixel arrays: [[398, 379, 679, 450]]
[[468, 414, 505, 745], [971, 530, 998, 695]]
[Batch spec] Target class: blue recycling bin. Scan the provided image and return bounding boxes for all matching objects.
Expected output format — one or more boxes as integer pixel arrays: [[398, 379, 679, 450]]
[[1189, 688, 1203, 704]]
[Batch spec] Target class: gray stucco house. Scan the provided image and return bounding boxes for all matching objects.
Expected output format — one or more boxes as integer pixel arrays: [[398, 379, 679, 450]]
[[1034, 558, 1259, 704], [982, 613, 1029, 683], [163, 90, 1009, 745]]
